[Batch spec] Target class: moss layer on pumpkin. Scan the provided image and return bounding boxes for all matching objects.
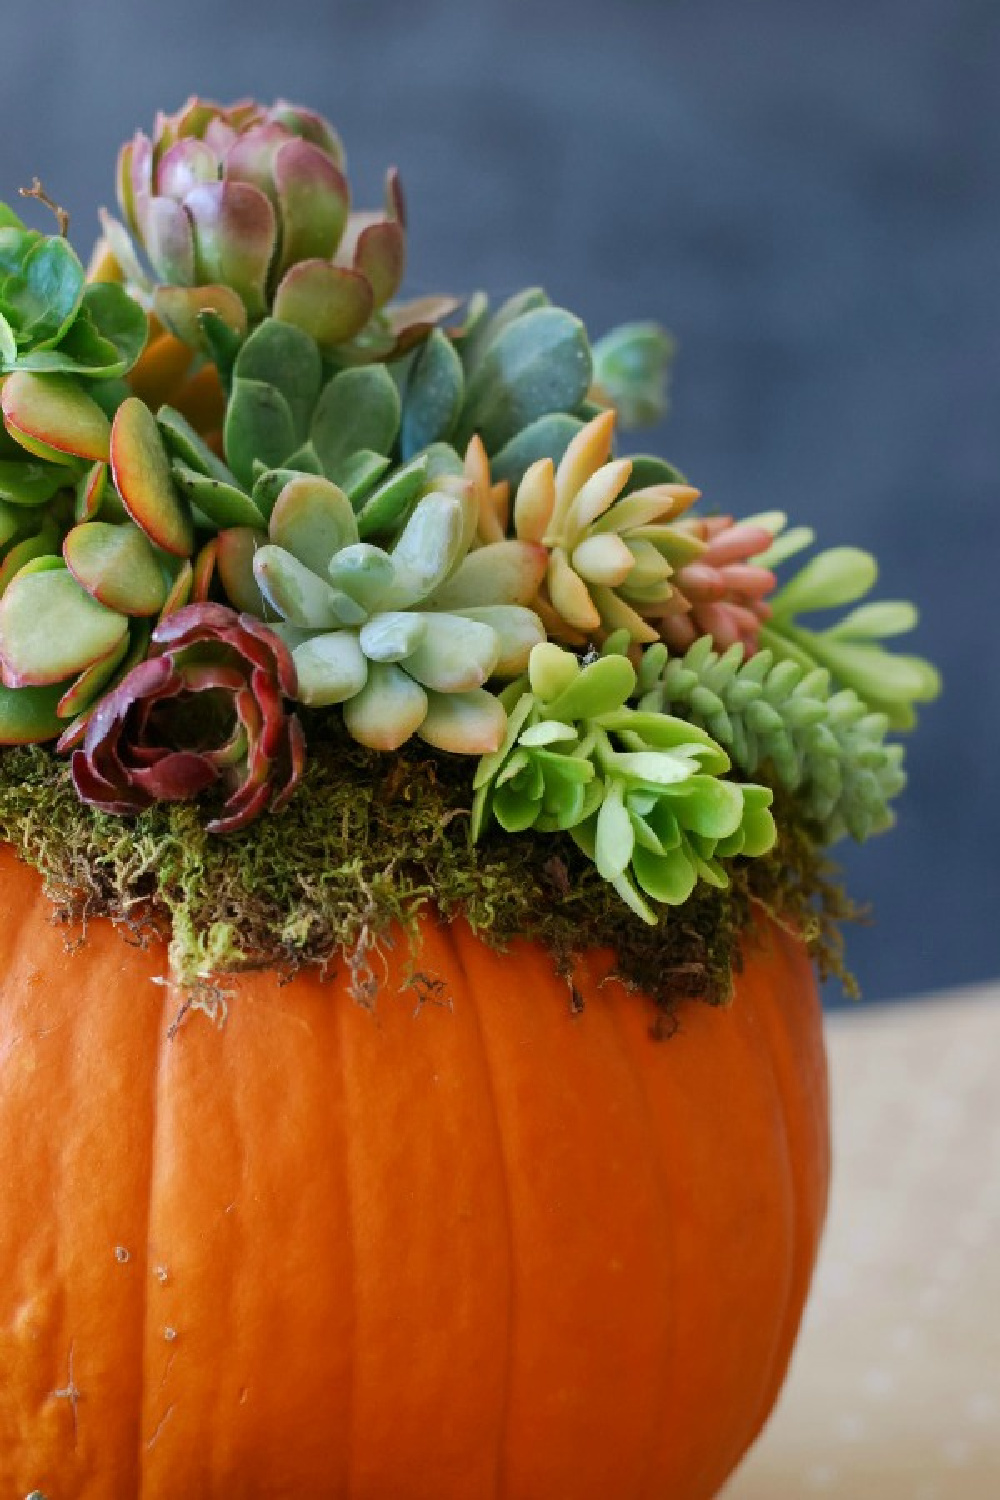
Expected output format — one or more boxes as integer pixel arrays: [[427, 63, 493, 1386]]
[[0, 722, 860, 1021]]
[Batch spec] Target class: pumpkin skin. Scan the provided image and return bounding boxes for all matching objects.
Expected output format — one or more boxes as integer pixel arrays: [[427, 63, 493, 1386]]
[[0, 844, 829, 1499]]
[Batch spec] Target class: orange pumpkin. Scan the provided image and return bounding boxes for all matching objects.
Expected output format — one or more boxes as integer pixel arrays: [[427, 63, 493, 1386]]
[[0, 843, 829, 1499]]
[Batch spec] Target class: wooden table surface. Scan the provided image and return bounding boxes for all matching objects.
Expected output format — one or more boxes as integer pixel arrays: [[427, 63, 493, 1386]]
[[723, 982, 1000, 1500]]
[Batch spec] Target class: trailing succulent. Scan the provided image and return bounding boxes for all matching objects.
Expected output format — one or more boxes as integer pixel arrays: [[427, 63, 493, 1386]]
[[0, 95, 940, 991]]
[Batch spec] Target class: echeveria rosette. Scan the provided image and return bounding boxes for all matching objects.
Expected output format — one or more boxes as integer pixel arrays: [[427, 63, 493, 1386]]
[[97, 96, 456, 362], [70, 602, 305, 833], [472, 642, 777, 924], [240, 469, 546, 753], [0, 200, 146, 382], [751, 517, 941, 731]]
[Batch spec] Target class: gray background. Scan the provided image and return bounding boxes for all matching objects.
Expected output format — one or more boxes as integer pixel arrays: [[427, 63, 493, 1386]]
[[1, 0, 997, 1002]]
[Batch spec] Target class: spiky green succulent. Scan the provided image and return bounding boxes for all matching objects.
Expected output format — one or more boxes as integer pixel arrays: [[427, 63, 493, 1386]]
[[473, 643, 777, 922]]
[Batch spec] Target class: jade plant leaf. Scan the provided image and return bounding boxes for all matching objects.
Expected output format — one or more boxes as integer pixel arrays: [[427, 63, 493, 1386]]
[[0, 458, 64, 507], [490, 413, 585, 490], [172, 463, 266, 529], [229, 317, 322, 441], [223, 377, 297, 489], [17, 283, 147, 378], [0, 234, 85, 353], [63, 521, 169, 617], [0, 680, 67, 744], [1, 372, 111, 465], [110, 397, 194, 557], [0, 565, 128, 686]]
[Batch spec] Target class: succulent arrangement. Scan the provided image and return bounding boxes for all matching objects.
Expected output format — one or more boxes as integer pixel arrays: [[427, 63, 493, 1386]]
[[0, 95, 939, 994]]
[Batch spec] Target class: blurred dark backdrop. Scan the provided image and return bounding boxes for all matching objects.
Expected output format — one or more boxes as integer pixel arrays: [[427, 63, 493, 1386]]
[[1, 0, 997, 1002]]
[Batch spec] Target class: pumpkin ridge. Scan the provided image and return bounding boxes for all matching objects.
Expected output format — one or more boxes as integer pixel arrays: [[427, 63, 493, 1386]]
[[446, 920, 516, 1500], [332, 963, 360, 1500], [736, 925, 830, 1450], [691, 930, 799, 1498], [598, 969, 682, 1500], [134, 957, 170, 1496]]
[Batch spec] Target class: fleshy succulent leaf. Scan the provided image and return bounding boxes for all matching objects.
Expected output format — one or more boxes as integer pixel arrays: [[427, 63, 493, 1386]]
[[63, 520, 169, 616], [2, 372, 111, 465], [399, 329, 464, 458], [110, 396, 194, 557], [455, 306, 593, 453], [0, 566, 128, 687]]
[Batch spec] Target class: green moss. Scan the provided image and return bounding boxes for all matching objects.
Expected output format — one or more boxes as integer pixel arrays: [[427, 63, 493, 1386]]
[[0, 721, 860, 1019]]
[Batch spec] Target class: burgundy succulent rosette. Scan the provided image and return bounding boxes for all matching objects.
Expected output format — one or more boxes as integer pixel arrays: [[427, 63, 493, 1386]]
[[71, 604, 305, 834]]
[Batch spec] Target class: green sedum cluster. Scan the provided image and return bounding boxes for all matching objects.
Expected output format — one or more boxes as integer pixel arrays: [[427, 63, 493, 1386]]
[[0, 95, 940, 968]]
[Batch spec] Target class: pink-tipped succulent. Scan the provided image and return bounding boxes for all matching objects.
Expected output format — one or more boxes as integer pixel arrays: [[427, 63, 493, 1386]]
[[70, 602, 305, 833], [656, 516, 778, 655], [98, 96, 455, 359]]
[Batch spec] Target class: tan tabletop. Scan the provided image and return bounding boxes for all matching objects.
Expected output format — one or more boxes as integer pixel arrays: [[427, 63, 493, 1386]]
[[723, 982, 1000, 1500]]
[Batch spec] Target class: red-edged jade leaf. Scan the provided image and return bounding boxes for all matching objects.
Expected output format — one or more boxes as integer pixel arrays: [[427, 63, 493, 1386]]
[[0, 566, 128, 686], [1, 372, 111, 465], [64, 521, 170, 616], [110, 396, 195, 558], [216, 526, 271, 615]]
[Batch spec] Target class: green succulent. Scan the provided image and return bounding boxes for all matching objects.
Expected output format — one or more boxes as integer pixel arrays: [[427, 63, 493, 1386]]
[[236, 469, 546, 752], [590, 320, 675, 430], [628, 634, 909, 843], [0, 201, 147, 382], [751, 515, 941, 731], [472, 642, 777, 923], [396, 289, 683, 494]]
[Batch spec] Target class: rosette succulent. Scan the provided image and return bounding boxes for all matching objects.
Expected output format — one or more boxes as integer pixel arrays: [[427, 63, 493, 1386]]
[[500, 409, 703, 645], [235, 469, 546, 752], [96, 95, 455, 361], [70, 602, 304, 832]]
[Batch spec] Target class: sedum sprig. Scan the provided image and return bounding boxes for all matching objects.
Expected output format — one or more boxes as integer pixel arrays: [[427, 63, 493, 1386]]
[[472, 642, 776, 923], [627, 634, 908, 844], [752, 515, 941, 731]]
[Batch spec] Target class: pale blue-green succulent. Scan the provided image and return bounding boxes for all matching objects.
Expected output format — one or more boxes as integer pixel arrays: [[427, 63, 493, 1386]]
[[238, 470, 547, 752]]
